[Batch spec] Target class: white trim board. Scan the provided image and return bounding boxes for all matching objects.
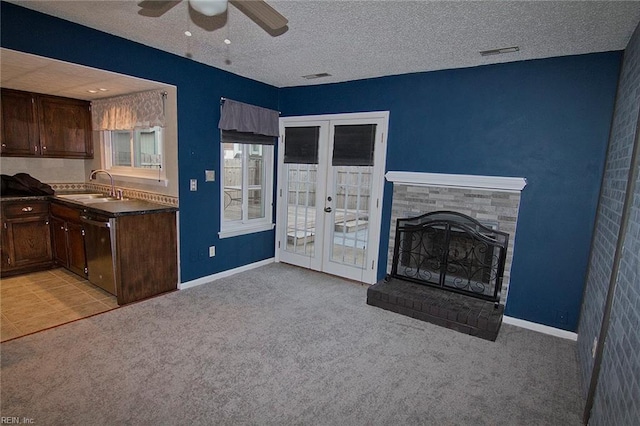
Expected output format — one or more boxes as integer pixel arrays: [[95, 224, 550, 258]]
[[385, 171, 527, 192], [503, 316, 577, 341], [178, 258, 275, 290]]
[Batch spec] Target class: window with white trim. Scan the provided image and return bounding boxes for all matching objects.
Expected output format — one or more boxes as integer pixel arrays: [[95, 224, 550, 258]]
[[220, 141, 274, 238], [217, 98, 279, 239], [92, 89, 168, 185], [101, 126, 165, 181]]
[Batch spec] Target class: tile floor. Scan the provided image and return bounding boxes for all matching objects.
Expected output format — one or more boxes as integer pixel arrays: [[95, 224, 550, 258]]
[[1, 268, 118, 342]]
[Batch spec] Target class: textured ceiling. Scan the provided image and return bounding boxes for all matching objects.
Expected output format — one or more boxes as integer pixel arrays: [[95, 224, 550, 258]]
[[0, 48, 169, 100], [3, 0, 640, 95]]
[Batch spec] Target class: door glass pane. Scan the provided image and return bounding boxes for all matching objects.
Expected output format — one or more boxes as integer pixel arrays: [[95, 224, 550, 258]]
[[285, 163, 317, 257], [330, 165, 372, 268]]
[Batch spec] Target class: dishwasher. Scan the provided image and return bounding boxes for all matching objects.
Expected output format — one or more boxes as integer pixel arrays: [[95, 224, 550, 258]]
[[81, 213, 117, 296]]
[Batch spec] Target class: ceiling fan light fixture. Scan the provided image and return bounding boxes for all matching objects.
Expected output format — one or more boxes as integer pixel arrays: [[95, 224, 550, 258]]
[[189, 0, 227, 16]]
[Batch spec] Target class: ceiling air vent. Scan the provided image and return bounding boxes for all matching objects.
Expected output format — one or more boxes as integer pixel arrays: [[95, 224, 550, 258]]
[[302, 72, 331, 80], [480, 46, 520, 57]]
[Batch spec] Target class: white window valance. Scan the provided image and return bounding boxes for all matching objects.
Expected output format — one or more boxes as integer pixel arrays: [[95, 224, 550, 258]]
[[92, 90, 166, 131]]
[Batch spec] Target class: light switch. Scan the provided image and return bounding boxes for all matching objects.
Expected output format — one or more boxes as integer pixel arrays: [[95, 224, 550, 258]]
[[190, 179, 197, 191], [205, 170, 215, 182], [209, 246, 216, 257]]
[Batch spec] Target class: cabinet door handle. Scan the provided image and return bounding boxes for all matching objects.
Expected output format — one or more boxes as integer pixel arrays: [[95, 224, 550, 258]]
[[1, 143, 6, 148], [21, 206, 34, 212], [42, 146, 47, 151]]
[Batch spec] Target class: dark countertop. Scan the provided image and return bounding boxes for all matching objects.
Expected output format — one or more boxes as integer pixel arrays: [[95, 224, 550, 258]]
[[1, 193, 178, 218], [0, 195, 50, 202]]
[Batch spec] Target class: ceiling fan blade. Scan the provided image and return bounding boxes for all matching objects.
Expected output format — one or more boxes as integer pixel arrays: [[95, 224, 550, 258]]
[[138, 1, 182, 17], [229, 0, 288, 30]]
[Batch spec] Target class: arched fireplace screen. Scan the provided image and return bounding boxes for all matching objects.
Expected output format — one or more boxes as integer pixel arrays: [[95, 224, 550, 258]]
[[391, 211, 509, 303]]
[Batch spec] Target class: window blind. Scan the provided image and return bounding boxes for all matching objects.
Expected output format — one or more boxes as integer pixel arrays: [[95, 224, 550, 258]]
[[284, 126, 320, 164], [332, 124, 376, 166]]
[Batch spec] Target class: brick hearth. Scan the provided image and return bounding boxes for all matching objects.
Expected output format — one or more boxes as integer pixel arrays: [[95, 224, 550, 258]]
[[367, 277, 504, 341]]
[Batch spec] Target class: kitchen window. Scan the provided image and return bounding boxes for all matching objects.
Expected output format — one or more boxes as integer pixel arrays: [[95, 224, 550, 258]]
[[92, 90, 168, 185], [101, 127, 165, 181], [218, 99, 279, 239]]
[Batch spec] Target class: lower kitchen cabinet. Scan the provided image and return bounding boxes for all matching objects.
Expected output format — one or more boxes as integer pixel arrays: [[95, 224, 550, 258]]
[[1, 200, 54, 276], [50, 203, 87, 278], [2, 197, 178, 305], [114, 211, 178, 305]]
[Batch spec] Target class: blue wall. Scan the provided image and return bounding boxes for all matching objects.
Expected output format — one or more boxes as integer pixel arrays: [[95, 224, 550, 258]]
[[1, 2, 622, 330], [0, 2, 279, 282], [280, 54, 621, 331]]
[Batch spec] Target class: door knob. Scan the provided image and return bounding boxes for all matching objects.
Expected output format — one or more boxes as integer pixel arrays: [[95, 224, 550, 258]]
[[324, 207, 332, 213]]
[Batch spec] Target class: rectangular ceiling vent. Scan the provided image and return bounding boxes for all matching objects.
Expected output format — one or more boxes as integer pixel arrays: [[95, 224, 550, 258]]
[[480, 46, 520, 57], [302, 72, 332, 80]]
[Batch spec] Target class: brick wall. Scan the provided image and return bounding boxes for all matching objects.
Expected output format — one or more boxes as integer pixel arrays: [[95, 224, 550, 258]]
[[577, 22, 640, 425], [388, 184, 521, 305]]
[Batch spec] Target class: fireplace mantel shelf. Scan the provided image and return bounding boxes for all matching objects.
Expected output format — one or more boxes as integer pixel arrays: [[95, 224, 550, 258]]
[[385, 171, 527, 192]]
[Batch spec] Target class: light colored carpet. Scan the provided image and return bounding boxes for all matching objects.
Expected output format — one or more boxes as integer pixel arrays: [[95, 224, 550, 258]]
[[0, 263, 583, 425]]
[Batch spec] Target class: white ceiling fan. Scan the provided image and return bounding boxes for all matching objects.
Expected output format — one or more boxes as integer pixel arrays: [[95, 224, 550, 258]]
[[138, 0, 288, 35]]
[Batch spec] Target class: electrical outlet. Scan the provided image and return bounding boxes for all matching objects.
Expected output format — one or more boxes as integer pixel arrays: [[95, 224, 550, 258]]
[[190, 179, 197, 191], [592, 337, 598, 358], [209, 246, 216, 257], [205, 170, 215, 182]]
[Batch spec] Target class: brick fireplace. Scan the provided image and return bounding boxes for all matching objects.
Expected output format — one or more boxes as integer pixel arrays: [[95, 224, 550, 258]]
[[367, 171, 526, 340], [386, 172, 526, 304]]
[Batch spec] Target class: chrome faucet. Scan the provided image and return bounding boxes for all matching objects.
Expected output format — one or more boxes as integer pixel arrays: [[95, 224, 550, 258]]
[[89, 169, 120, 199]]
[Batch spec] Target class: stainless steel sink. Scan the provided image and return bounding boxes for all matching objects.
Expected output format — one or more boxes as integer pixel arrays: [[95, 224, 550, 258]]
[[82, 197, 130, 204], [56, 193, 130, 204], [57, 193, 105, 201]]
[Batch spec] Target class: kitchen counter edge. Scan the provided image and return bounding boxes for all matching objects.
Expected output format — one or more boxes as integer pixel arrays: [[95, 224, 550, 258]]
[[1, 194, 178, 218]]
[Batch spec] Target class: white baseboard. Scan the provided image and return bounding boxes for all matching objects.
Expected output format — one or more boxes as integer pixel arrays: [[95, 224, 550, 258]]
[[503, 316, 578, 341], [178, 258, 275, 290]]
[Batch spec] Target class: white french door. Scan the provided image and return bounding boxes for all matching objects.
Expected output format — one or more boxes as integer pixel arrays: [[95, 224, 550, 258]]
[[276, 112, 389, 284]]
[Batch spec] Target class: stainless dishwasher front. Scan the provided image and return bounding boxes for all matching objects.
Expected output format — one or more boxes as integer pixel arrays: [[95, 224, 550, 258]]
[[81, 214, 117, 296]]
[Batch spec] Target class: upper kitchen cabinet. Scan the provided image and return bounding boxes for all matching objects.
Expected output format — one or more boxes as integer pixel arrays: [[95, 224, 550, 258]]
[[0, 88, 93, 158], [37, 94, 93, 158], [0, 89, 38, 156]]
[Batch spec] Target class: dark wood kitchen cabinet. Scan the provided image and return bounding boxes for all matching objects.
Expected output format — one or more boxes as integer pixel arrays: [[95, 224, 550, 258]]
[[0, 89, 38, 156], [113, 211, 178, 305], [0, 88, 93, 158], [1, 200, 54, 277], [37, 94, 93, 158], [50, 203, 87, 278]]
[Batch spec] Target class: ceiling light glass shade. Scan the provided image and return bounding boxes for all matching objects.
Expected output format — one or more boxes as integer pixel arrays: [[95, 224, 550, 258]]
[[189, 0, 228, 16]]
